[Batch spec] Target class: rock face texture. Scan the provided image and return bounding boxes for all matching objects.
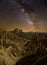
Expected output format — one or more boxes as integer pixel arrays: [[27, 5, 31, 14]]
[[0, 29, 47, 65]]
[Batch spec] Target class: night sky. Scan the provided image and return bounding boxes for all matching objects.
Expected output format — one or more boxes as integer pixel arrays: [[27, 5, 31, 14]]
[[0, 0, 47, 32]]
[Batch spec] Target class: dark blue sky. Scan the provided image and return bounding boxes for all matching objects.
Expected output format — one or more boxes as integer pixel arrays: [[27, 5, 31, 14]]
[[0, 0, 47, 32]]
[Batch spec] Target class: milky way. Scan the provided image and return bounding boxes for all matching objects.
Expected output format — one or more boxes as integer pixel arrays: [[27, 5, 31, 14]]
[[0, 0, 47, 32]]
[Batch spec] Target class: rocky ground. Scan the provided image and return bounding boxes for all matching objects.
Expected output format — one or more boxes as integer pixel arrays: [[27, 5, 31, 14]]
[[0, 28, 47, 65]]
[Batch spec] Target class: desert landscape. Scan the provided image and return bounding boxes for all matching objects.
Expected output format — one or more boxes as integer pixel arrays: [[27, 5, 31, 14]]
[[0, 28, 47, 65], [0, 0, 47, 65]]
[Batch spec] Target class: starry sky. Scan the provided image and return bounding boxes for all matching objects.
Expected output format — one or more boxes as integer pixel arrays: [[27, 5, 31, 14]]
[[0, 0, 47, 32]]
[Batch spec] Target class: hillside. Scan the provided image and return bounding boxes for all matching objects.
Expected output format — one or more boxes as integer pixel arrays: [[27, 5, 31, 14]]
[[0, 28, 47, 65]]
